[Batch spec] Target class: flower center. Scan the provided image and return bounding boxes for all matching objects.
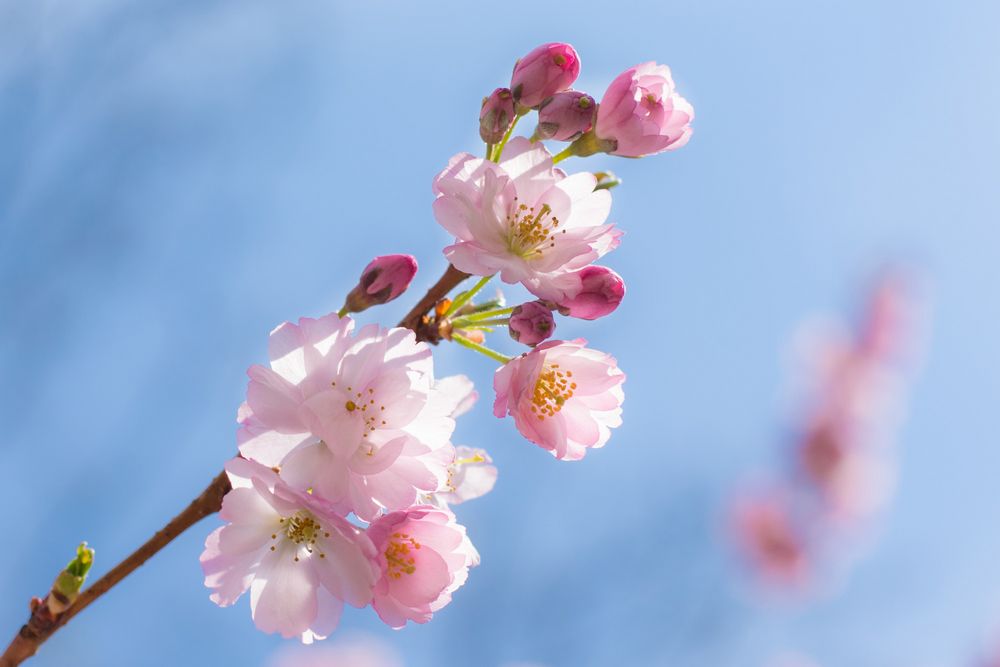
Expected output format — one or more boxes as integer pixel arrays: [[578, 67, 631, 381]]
[[506, 198, 567, 258], [529, 364, 577, 420], [332, 381, 389, 440], [385, 532, 421, 579], [269, 511, 331, 562]]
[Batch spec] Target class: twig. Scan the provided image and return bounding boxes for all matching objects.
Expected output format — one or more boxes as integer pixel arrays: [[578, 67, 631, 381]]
[[0, 261, 469, 666], [0, 471, 231, 667]]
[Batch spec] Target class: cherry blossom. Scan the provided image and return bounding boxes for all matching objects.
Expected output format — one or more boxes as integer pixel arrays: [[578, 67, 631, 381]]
[[493, 339, 624, 460], [201, 458, 378, 642], [433, 137, 620, 299], [238, 313, 473, 521], [366, 505, 479, 628]]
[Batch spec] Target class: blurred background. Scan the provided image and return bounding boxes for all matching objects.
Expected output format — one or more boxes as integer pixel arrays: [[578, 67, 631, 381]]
[[2, 1, 999, 665]]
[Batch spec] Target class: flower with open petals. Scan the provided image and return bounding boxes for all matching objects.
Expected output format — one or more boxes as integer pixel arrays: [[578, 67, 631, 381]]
[[493, 339, 624, 460], [366, 506, 479, 628], [238, 313, 473, 521], [200, 458, 379, 642], [595, 62, 693, 157], [425, 445, 498, 507], [433, 137, 619, 299]]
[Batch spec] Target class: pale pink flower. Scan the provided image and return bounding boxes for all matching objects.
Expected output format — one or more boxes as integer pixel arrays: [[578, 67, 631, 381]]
[[535, 91, 595, 142], [508, 300, 556, 346], [343, 255, 418, 314], [493, 339, 624, 460], [200, 458, 378, 642], [433, 137, 619, 299], [238, 313, 473, 521], [366, 505, 479, 628], [730, 492, 809, 585], [510, 42, 580, 109], [595, 62, 694, 157]]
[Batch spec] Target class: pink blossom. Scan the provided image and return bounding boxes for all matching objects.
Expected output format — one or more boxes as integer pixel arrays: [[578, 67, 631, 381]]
[[366, 506, 479, 628], [200, 458, 379, 642], [343, 255, 418, 314], [508, 300, 556, 346], [595, 62, 694, 157], [238, 313, 474, 521], [730, 492, 809, 585], [553, 265, 625, 320], [480, 87, 516, 144], [493, 339, 624, 460], [510, 43, 580, 109], [535, 91, 595, 142], [433, 137, 620, 299]]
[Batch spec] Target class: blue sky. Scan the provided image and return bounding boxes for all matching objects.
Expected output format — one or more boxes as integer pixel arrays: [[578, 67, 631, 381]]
[[2, 1, 1000, 665]]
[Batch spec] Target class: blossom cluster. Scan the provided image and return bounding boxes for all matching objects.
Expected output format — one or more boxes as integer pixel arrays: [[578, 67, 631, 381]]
[[730, 272, 919, 589], [201, 42, 692, 642]]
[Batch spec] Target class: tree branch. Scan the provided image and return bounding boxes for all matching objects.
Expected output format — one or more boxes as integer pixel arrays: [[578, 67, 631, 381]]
[[0, 470, 232, 667], [1, 261, 470, 667]]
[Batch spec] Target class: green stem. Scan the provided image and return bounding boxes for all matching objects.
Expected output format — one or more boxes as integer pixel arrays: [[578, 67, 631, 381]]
[[551, 145, 575, 164], [491, 113, 523, 162], [453, 306, 515, 324], [444, 274, 493, 318], [336, 306, 349, 318], [454, 318, 510, 329], [451, 333, 512, 364]]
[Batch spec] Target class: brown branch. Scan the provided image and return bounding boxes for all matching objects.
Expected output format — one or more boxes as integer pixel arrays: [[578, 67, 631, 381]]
[[399, 263, 470, 339], [0, 470, 232, 667], [1, 261, 471, 667]]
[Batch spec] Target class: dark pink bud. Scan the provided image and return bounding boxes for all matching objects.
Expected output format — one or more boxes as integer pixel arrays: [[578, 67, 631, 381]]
[[479, 88, 516, 144], [343, 254, 418, 313], [508, 300, 556, 346], [534, 91, 596, 141], [558, 266, 625, 320], [510, 43, 580, 109]]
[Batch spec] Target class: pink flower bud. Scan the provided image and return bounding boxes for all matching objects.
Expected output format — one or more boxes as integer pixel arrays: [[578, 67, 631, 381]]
[[557, 266, 625, 320], [534, 91, 595, 142], [510, 43, 580, 109], [595, 62, 694, 157], [479, 88, 516, 144], [343, 254, 417, 313], [508, 300, 556, 346]]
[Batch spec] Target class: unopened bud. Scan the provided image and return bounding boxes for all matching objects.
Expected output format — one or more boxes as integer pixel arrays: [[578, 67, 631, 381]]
[[557, 266, 625, 320], [47, 542, 94, 614], [534, 91, 595, 141], [343, 254, 418, 314], [508, 300, 556, 346], [479, 88, 516, 144], [510, 43, 580, 109]]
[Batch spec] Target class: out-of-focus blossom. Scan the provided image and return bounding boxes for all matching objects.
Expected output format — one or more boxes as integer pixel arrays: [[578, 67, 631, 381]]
[[429, 445, 498, 506], [509, 300, 557, 346], [510, 42, 580, 109], [343, 255, 418, 314], [493, 339, 624, 460], [238, 313, 474, 521], [200, 458, 378, 642], [367, 506, 479, 628], [534, 91, 595, 142], [592, 62, 694, 157], [266, 632, 403, 667], [480, 88, 516, 144], [730, 491, 810, 585], [549, 265, 625, 320], [433, 137, 619, 299]]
